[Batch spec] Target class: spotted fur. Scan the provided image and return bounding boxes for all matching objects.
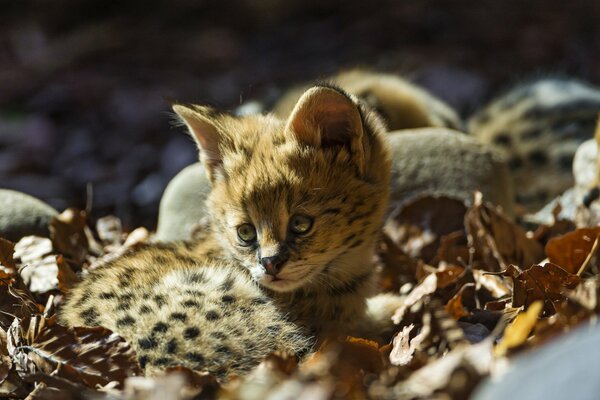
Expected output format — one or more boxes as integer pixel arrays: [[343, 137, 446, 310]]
[[61, 85, 400, 376], [469, 77, 600, 209], [273, 69, 462, 131]]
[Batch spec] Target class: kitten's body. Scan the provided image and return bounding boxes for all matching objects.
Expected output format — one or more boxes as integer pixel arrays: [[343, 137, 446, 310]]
[[273, 69, 462, 131], [60, 86, 399, 376], [469, 77, 600, 209]]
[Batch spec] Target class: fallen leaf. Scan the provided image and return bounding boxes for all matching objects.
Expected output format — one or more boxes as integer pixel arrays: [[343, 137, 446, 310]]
[[494, 301, 543, 357], [545, 228, 600, 275], [503, 264, 581, 316], [465, 196, 545, 272], [445, 283, 475, 320], [49, 208, 89, 264], [385, 196, 467, 262]]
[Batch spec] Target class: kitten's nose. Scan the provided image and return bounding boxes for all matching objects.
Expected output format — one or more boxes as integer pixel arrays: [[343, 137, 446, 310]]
[[260, 254, 289, 276]]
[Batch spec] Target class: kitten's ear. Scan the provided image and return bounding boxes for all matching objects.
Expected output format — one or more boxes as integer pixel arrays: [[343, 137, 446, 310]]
[[172, 103, 226, 183], [285, 86, 366, 173]]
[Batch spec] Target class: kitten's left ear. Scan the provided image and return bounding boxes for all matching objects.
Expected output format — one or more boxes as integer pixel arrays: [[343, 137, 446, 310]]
[[285, 86, 366, 174], [172, 103, 227, 183]]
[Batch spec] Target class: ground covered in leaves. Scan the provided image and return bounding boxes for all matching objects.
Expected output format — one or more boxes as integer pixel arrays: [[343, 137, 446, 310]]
[[0, 193, 599, 399]]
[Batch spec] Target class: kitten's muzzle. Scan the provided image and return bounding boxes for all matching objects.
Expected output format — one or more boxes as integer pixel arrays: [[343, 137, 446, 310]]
[[260, 253, 289, 277]]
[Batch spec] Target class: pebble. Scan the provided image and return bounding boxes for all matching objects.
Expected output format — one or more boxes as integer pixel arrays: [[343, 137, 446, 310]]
[[0, 189, 58, 241]]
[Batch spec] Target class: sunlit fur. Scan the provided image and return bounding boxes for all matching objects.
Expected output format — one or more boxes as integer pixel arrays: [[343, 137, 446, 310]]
[[186, 86, 397, 338], [61, 85, 400, 377], [273, 69, 462, 131]]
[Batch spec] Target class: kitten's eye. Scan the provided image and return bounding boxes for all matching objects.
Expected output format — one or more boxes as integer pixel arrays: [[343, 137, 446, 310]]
[[237, 223, 257, 245], [289, 214, 313, 235]]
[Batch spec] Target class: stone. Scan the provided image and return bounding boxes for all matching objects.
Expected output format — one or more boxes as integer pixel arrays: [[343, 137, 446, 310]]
[[0, 189, 58, 242], [472, 323, 600, 400], [156, 128, 514, 241], [155, 163, 211, 242], [387, 128, 514, 216]]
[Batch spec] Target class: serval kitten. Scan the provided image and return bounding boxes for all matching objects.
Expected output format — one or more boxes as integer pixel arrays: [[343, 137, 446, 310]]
[[273, 69, 462, 131], [60, 85, 398, 377], [469, 77, 600, 209]]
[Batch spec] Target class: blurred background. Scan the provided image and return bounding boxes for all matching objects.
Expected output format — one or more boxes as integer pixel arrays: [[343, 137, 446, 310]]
[[1, 0, 599, 229]]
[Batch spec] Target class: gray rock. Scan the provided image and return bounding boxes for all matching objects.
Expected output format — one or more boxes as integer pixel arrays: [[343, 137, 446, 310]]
[[473, 323, 600, 400], [155, 163, 211, 242], [156, 128, 515, 241], [0, 189, 58, 241], [387, 128, 514, 216]]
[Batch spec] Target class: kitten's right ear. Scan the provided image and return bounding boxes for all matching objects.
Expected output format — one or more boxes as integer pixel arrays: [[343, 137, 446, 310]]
[[172, 103, 225, 183]]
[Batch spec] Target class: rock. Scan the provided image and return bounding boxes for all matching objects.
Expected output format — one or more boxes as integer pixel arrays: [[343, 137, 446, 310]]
[[526, 138, 599, 225], [156, 128, 514, 241], [155, 163, 211, 242], [0, 189, 58, 241], [472, 323, 600, 400], [387, 128, 514, 216]]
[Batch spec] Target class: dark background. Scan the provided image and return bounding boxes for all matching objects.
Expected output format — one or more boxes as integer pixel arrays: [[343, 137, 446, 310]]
[[1, 0, 599, 229]]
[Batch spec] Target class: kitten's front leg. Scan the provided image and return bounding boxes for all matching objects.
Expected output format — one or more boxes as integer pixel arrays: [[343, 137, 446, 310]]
[[353, 293, 404, 344]]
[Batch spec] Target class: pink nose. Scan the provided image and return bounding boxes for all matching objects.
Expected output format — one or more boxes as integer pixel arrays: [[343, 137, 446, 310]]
[[260, 255, 288, 276]]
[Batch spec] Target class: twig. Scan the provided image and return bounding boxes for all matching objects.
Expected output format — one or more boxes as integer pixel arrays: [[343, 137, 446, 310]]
[[577, 236, 599, 276]]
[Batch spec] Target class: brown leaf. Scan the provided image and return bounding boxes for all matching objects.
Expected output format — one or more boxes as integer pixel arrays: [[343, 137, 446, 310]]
[[375, 233, 420, 291], [465, 197, 545, 272], [0, 238, 16, 277], [49, 208, 89, 264], [545, 228, 600, 275], [56, 255, 80, 294], [0, 281, 40, 330], [435, 230, 470, 266], [503, 263, 581, 316], [385, 196, 467, 262], [445, 283, 475, 320], [8, 315, 141, 388]]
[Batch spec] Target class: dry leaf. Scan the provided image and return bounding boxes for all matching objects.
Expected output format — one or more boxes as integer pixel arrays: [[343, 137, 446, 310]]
[[385, 196, 467, 262], [494, 301, 543, 357], [503, 264, 581, 316], [465, 197, 545, 272], [49, 208, 89, 264], [545, 228, 600, 275]]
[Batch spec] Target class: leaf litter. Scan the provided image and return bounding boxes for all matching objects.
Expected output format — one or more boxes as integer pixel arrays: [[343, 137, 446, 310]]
[[0, 193, 599, 399]]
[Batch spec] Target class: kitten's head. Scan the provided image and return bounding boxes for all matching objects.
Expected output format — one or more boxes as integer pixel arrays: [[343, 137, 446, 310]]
[[173, 86, 390, 292]]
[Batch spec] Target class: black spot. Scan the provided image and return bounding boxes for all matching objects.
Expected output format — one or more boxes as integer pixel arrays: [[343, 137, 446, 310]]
[[99, 291, 116, 300], [138, 336, 158, 349], [185, 352, 205, 363], [266, 325, 281, 335], [205, 310, 220, 321], [519, 127, 542, 139], [215, 345, 232, 355], [153, 254, 170, 264], [220, 277, 234, 291], [153, 357, 172, 366], [138, 355, 149, 369], [184, 289, 205, 296], [165, 339, 178, 354], [342, 233, 357, 246], [184, 326, 200, 339], [182, 299, 201, 308], [170, 312, 187, 322], [349, 239, 364, 249], [492, 133, 512, 146], [116, 301, 131, 311], [558, 154, 574, 170], [584, 187, 600, 208], [508, 156, 523, 170], [221, 295, 235, 304], [153, 295, 166, 307], [322, 208, 341, 216], [528, 150, 548, 165], [250, 297, 268, 306], [80, 308, 98, 325], [116, 315, 135, 328], [210, 331, 227, 340], [153, 322, 169, 333], [189, 272, 206, 283], [139, 304, 152, 314]]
